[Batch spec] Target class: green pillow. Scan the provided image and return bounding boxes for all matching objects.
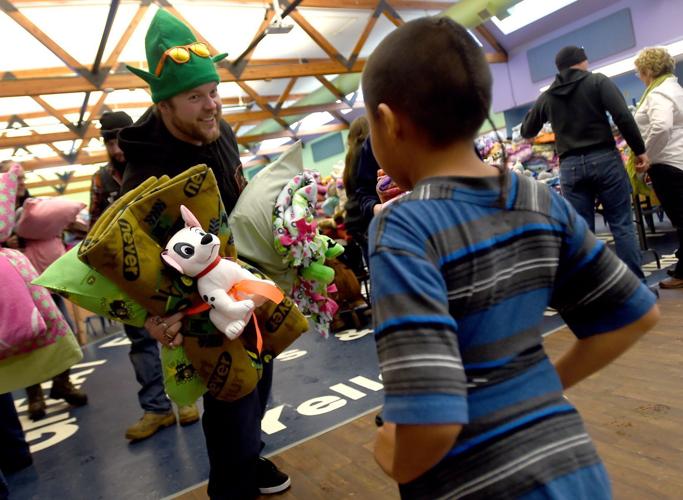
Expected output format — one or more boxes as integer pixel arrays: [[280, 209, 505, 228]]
[[161, 345, 207, 406], [229, 141, 303, 290], [34, 244, 148, 327]]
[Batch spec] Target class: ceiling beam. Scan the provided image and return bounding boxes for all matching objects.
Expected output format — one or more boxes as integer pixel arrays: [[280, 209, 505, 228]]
[[229, 100, 361, 124], [31, 96, 77, 132], [4, 59, 332, 80], [285, 5, 349, 68], [0, 0, 89, 79], [236, 81, 295, 134], [275, 77, 298, 112], [30, 185, 93, 197], [0, 59, 366, 97], [349, 4, 381, 65], [315, 75, 351, 105], [0, 94, 309, 123], [476, 25, 508, 61], [20, 151, 109, 171], [11, 0, 454, 10], [2, 101, 360, 150], [230, 7, 276, 70], [20, 143, 266, 172], [100, 1, 150, 74], [0, 129, 100, 148], [381, 0, 404, 27], [28, 173, 94, 188]]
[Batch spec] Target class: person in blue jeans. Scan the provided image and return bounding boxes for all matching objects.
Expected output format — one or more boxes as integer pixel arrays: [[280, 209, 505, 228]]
[[89, 111, 200, 440], [522, 45, 649, 281]]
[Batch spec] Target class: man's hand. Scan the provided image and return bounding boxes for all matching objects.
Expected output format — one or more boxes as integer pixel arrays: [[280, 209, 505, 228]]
[[635, 153, 651, 173], [145, 312, 184, 348]]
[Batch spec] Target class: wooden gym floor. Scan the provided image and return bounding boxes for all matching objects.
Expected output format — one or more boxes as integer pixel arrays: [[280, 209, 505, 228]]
[[174, 288, 683, 500]]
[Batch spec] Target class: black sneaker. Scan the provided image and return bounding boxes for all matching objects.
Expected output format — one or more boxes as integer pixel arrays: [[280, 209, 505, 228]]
[[257, 457, 291, 495]]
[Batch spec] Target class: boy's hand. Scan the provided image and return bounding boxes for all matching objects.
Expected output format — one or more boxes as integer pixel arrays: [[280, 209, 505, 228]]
[[555, 304, 659, 389], [373, 422, 396, 477]]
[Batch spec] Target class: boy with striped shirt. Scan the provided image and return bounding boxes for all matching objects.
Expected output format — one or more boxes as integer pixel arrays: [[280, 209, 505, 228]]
[[363, 17, 659, 499]]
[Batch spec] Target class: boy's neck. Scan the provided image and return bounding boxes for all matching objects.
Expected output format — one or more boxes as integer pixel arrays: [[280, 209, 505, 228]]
[[408, 140, 499, 187]]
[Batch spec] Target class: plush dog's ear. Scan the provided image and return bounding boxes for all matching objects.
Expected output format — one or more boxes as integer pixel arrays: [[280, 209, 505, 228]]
[[180, 205, 202, 229], [161, 250, 184, 274]]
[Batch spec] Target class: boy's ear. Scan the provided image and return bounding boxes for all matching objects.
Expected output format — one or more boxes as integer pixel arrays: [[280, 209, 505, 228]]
[[377, 103, 401, 140]]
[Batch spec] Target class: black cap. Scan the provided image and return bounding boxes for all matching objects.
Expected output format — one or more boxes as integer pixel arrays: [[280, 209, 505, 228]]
[[555, 46, 588, 71], [99, 111, 133, 141]]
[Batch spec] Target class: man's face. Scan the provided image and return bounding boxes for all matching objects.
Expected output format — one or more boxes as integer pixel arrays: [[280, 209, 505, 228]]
[[162, 81, 222, 145], [105, 138, 125, 164]]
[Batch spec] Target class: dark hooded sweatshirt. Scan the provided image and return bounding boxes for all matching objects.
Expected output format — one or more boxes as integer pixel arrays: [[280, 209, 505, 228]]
[[521, 68, 645, 158], [118, 108, 246, 212]]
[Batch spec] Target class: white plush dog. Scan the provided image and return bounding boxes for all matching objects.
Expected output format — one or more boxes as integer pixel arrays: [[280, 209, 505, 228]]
[[161, 205, 271, 340]]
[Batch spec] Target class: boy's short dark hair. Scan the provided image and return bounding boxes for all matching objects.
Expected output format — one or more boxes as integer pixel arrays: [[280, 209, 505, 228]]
[[362, 17, 492, 147]]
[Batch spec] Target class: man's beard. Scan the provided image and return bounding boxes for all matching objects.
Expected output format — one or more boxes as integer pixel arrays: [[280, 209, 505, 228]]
[[110, 156, 127, 177], [170, 107, 222, 145]]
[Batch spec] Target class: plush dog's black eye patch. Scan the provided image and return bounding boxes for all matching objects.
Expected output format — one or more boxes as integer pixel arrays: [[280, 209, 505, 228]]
[[173, 242, 195, 258]]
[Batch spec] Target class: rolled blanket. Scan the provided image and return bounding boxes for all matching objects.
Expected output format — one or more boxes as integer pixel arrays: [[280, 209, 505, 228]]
[[273, 171, 343, 337], [77, 165, 307, 403]]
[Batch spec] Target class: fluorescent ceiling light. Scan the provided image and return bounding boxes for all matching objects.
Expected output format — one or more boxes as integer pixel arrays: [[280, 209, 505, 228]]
[[492, 0, 578, 35], [265, 21, 293, 35], [539, 38, 683, 92]]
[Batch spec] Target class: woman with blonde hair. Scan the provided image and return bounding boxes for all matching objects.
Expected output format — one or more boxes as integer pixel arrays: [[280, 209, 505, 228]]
[[634, 47, 683, 288]]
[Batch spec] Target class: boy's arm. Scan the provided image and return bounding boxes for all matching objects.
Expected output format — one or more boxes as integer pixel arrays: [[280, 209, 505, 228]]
[[369, 208, 468, 485], [550, 193, 658, 388], [375, 422, 462, 484], [555, 304, 659, 389]]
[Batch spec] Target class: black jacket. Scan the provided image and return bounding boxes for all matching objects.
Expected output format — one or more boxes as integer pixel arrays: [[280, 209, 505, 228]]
[[521, 69, 645, 158], [118, 108, 246, 212], [344, 138, 380, 237]]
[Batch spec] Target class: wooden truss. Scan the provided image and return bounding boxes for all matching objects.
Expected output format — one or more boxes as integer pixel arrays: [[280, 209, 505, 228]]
[[0, 0, 509, 194]]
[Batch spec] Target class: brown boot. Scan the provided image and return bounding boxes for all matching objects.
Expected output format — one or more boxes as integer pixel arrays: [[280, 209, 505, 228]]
[[50, 370, 88, 407], [178, 404, 200, 426], [26, 384, 46, 421], [659, 277, 683, 289], [125, 412, 176, 441]]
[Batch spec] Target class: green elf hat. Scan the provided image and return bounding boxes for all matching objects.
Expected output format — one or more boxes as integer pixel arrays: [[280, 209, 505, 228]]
[[127, 9, 227, 103]]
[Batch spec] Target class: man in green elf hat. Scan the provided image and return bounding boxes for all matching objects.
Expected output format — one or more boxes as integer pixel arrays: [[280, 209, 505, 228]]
[[118, 9, 290, 498]]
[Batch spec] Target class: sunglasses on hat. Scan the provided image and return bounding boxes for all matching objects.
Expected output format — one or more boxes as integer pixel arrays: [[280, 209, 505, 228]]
[[154, 42, 211, 77]]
